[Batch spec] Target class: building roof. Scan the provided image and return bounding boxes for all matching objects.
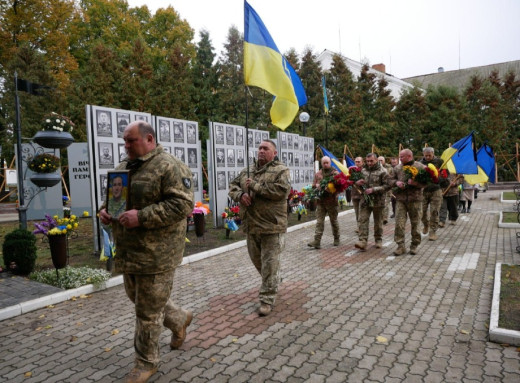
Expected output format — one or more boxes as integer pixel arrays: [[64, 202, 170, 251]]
[[403, 60, 520, 91], [317, 49, 414, 100]]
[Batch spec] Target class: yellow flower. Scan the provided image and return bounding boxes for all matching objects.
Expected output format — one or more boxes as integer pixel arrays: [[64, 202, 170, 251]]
[[73, 223, 78, 229], [53, 215, 58, 220], [428, 163, 439, 178], [67, 224, 72, 230], [82, 211, 89, 217], [327, 182, 336, 194]]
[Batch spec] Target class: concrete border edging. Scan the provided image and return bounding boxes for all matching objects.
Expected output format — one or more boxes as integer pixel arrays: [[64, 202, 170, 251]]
[[500, 191, 516, 204], [0, 209, 353, 321], [498, 211, 520, 228], [489, 262, 520, 346]]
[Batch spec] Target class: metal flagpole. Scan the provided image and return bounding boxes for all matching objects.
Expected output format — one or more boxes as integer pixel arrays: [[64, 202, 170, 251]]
[[14, 71, 27, 229]]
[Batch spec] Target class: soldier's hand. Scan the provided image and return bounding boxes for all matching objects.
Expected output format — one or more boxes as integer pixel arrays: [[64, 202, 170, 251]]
[[397, 181, 405, 189], [245, 178, 253, 188], [99, 209, 111, 225], [119, 209, 140, 228], [241, 193, 252, 207], [365, 188, 373, 194]]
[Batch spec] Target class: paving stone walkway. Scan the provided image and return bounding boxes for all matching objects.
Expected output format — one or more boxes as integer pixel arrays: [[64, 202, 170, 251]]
[[0, 189, 519, 382]]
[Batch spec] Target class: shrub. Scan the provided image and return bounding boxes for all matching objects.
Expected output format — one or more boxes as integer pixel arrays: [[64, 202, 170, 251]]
[[2, 229, 38, 275], [30, 266, 111, 289]]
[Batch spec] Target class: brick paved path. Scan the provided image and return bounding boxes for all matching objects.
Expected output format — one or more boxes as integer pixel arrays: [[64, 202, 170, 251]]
[[1, 190, 519, 382]]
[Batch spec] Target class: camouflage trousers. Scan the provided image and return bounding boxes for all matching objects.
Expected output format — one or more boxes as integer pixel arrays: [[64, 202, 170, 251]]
[[382, 191, 392, 221], [394, 200, 422, 247], [124, 270, 189, 369], [353, 199, 361, 223], [247, 233, 285, 306], [358, 205, 384, 243], [421, 189, 442, 232], [314, 203, 340, 241]]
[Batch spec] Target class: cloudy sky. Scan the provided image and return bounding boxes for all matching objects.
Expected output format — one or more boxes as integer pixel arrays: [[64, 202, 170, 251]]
[[127, 0, 520, 79]]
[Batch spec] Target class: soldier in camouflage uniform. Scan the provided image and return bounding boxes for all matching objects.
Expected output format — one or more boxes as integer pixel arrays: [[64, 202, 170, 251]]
[[378, 156, 393, 224], [351, 156, 364, 233], [388, 149, 426, 256], [228, 140, 290, 317], [100, 121, 194, 383], [307, 156, 340, 249], [420, 147, 444, 241], [355, 153, 389, 250], [439, 171, 463, 226]]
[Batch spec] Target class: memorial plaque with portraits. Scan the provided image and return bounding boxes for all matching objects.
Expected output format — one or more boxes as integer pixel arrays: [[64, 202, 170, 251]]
[[98, 142, 114, 168], [96, 110, 112, 137], [159, 119, 171, 142], [117, 112, 130, 137], [226, 126, 234, 145], [106, 170, 130, 221], [236, 127, 244, 145], [174, 147, 185, 162], [215, 124, 224, 144], [187, 148, 197, 168], [173, 121, 184, 143], [186, 123, 197, 144]]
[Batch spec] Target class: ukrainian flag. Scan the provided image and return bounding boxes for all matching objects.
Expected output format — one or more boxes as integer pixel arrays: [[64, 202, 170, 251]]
[[244, 1, 307, 130], [319, 145, 349, 175], [464, 143, 496, 184], [440, 131, 478, 174], [322, 76, 329, 115]]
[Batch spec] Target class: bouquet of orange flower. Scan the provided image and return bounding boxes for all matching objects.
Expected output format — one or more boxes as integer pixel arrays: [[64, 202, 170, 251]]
[[403, 164, 438, 186]]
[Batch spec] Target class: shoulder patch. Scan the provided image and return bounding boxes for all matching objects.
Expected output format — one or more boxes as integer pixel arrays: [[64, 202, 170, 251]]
[[182, 177, 192, 189]]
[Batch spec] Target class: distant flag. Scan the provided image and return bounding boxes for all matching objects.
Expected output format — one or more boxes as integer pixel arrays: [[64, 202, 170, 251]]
[[322, 75, 329, 115], [244, 1, 307, 130], [345, 155, 355, 168], [319, 145, 349, 175], [440, 131, 478, 175], [464, 143, 496, 184], [16, 78, 51, 95]]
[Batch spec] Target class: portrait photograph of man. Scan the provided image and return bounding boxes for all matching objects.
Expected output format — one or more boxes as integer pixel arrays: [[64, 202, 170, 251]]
[[254, 132, 261, 147], [118, 144, 126, 162], [288, 152, 294, 167], [236, 149, 244, 167], [96, 110, 112, 137], [216, 148, 225, 167], [173, 121, 184, 143], [227, 149, 235, 167], [117, 112, 130, 137], [106, 171, 129, 220], [192, 172, 199, 191], [134, 115, 148, 122], [247, 131, 253, 146], [281, 133, 287, 149], [236, 128, 244, 145], [187, 123, 197, 144], [248, 150, 254, 164], [215, 125, 224, 144], [261, 132, 268, 142], [294, 154, 300, 167], [159, 119, 171, 142], [294, 136, 299, 150], [188, 148, 197, 168], [226, 126, 234, 145], [287, 134, 293, 149], [228, 171, 236, 184], [217, 171, 226, 190], [98, 142, 114, 168], [174, 147, 185, 162], [99, 174, 107, 202], [163, 146, 171, 154], [281, 152, 288, 165], [304, 139, 309, 151]]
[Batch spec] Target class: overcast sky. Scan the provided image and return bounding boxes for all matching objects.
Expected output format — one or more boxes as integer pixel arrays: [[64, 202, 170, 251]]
[[127, 0, 520, 79]]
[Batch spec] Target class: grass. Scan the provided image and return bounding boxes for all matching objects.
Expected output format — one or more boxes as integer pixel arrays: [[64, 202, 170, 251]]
[[501, 212, 520, 224], [502, 191, 517, 200], [499, 264, 520, 331]]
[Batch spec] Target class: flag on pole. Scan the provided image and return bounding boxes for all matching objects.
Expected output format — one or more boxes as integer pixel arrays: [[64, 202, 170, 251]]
[[322, 75, 329, 115], [345, 155, 355, 168], [16, 79, 51, 95], [244, 1, 307, 130], [319, 145, 349, 175], [464, 143, 496, 184], [440, 131, 478, 174]]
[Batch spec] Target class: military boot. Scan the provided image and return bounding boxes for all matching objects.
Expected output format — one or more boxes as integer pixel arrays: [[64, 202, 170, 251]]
[[307, 240, 321, 249], [170, 311, 193, 350], [429, 232, 437, 241], [375, 240, 383, 249], [422, 225, 429, 235], [125, 367, 158, 383], [393, 246, 406, 256], [333, 237, 340, 246], [354, 241, 367, 250]]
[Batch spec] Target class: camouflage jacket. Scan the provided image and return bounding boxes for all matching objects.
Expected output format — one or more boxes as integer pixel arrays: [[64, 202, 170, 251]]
[[420, 157, 444, 192], [110, 145, 194, 274], [360, 163, 389, 208], [441, 172, 463, 197], [388, 160, 426, 202], [228, 159, 290, 235], [313, 167, 339, 206]]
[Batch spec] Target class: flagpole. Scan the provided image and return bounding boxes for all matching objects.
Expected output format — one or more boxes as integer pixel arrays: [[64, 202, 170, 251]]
[[14, 71, 27, 229], [245, 85, 249, 179], [325, 113, 328, 148]]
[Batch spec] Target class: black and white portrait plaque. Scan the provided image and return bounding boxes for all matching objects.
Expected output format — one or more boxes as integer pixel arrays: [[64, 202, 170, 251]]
[[216, 148, 225, 167], [215, 125, 224, 145], [188, 148, 197, 168], [98, 142, 114, 168], [217, 171, 226, 190], [174, 147, 185, 162], [117, 112, 130, 137], [96, 110, 112, 137], [227, 149, 235, 167], [173, 121, 184, 143], [187, 123, 197, 144], [226, 126, 234, 145], [237, 149, 244, 167], [159, 119, 171, 142], [236, 128, 244, 145]]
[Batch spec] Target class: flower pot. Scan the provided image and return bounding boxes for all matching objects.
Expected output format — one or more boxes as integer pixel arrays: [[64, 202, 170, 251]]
[[48, 234, 68, 269], [33, 131, 74, 149], [193, 213, 205, 237], [30, 173, 61, 188]]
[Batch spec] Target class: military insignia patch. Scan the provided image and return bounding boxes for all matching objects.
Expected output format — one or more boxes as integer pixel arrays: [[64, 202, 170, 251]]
[[182, 177, 192, 189]]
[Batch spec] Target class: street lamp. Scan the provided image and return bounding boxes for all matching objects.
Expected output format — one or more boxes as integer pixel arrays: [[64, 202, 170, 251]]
[[299, 112, 310, 136]]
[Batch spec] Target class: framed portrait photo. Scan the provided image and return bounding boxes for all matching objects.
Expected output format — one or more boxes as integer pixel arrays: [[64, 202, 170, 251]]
[[106, 170, 130, 221]]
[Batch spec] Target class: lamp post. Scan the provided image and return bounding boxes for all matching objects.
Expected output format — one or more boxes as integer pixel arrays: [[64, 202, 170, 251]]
[[299, 112, 310, 136]]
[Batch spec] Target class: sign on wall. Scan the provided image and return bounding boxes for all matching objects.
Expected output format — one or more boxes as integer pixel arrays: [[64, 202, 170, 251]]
[[277, 131, 315, 191], [67, 143, 92, 217]]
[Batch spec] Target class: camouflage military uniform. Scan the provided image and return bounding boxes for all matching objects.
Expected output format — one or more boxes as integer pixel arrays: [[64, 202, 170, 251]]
[[312, 168, 340, 244], [388, 160, 426, 251], [108, 145, 194, 370], [420, 157, 444, 235], [381, 163, 393, 223], [351, 185, 362, 224], [439, 172, 463, 224], [229, 159, 290, 306], [357, 163, 389, 245]]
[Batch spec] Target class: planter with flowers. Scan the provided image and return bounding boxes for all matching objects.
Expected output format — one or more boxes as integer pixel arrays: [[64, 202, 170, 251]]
[[191, 202, 210, 237], [33, 214, 81, 270], [28, 153, 61, 188], [221, 206, 241, 238], [33, 113, 75, 149]]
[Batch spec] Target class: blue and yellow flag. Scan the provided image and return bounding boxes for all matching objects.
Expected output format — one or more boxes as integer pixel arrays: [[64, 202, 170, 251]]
[[319, 145, 349, 175], [322, 75, 329, 115], [344, 155, 355, 168], [464, 143, 496, 184], [440, 132, 478, 174], [244, 1, 307, 130]]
